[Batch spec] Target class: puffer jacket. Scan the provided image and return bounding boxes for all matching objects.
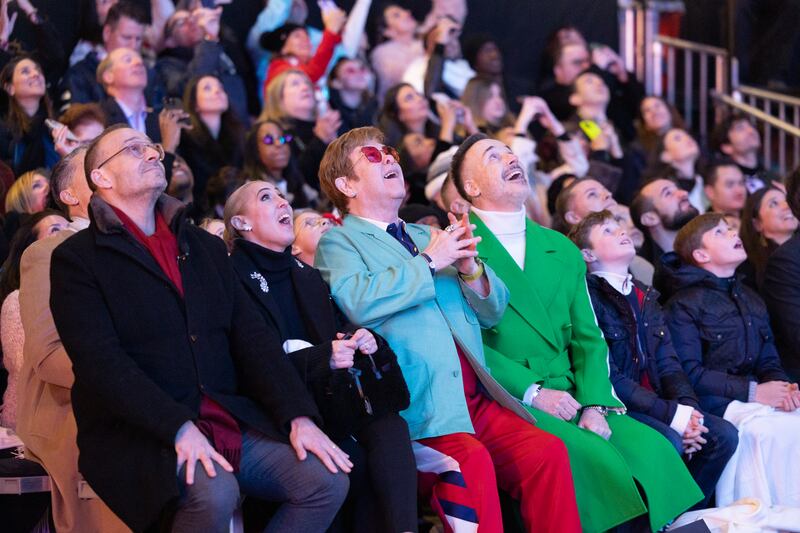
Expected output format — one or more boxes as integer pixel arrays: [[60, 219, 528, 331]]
[[660, 254, 789, 416], [587, 275, 699, 424]]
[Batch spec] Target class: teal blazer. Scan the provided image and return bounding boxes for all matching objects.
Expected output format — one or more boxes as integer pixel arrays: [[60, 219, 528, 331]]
[[315, 215, 529, 441]]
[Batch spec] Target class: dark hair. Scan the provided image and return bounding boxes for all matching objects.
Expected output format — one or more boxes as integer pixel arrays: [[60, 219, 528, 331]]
[[785, 165, 800, 219], [182, 75, 245, 167], [710, 113, 752, 154], [568, 209, 615, 251], [58, 102, 107, 131], [629, 186, 656, 235], [378, 83, 437, 147], [449, 132, 489, 201], [51, 146, 88, 213], [0, 209, 65, 303], [0, 56, 53, 138], [674, 212, 727, 266], [740, 182, 787, 288], [105, 1, 148, 30], [702, 158, 741, 187], [83, 123, 129, 191], [206, 166, 243, 215], [553, 177, 586, 234], [241, 119, 306, 194], [635, 96, 685, 155]]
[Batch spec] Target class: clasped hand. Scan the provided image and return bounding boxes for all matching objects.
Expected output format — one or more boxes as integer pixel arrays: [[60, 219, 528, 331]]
[[330, 328, 378, 370], [422, 212, 481, 274]]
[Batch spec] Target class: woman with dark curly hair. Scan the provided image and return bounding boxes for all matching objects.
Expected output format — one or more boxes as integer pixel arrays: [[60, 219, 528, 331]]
[[241, 119, 315, 208]]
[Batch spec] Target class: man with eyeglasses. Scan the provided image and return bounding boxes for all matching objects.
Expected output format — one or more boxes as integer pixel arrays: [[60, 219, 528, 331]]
[[48, 125, 350, 533], [315, 126, 581, 532]]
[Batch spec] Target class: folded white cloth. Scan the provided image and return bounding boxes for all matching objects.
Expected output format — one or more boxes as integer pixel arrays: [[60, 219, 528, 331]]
[[283, 339, 314, 354], [669, 498, 800, 532], [716, 400, 800, 507]]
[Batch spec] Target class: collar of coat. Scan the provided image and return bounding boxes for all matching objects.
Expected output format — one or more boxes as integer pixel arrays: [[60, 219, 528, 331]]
[[89, 193, 186, 235], [470, 212, 570, 350]]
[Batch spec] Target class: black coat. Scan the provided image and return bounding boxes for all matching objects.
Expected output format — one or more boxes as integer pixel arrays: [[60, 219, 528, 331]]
[[230, 242, 349, 388], [763, 234, 800, 379], [661, 257, 789, 417], [177, 123, 244, 214], [586, 275, 699, 424], [49, 194, 320, 531]]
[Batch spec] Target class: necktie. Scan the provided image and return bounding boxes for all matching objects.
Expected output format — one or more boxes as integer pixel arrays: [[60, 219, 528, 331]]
[[386, 222, 419, 256]]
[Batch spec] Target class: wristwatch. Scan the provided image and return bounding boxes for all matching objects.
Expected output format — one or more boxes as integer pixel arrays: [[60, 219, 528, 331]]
[[529, 384, 542, 401], [420, 253, 436, 276]]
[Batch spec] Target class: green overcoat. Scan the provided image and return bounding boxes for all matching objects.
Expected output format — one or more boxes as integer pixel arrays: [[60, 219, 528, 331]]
[[472, 214, 702, 532]]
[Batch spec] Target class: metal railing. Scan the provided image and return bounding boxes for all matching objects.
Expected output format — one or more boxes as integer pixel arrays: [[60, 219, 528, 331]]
[[735, 86, 800, 175], [619, 0, 800, 175], [651, 35, 730, 141], [714, 92, 800, 175]]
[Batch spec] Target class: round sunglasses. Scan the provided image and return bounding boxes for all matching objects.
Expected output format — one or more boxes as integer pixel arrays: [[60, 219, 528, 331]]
[[262, 134, 293, 146], [355, 145, 400, 164]]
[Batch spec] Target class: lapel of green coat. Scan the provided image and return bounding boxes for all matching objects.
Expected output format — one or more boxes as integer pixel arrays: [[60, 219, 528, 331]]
[[471, 213, 560, 349]]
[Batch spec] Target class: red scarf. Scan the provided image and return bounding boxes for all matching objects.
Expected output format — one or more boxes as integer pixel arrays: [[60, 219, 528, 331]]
[[112, 206, 242, 470]]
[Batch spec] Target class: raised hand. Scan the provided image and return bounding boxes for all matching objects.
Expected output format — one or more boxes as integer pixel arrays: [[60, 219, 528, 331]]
[[159, 108, 192, 153], [314, 110, 341, 144], [422, 220, 480, 272], [321, 5, 346, 34]]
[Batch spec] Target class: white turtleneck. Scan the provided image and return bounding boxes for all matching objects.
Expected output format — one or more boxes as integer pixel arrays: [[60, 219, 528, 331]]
[[591, 270, 633, 295], [471, 206, 527, 269]]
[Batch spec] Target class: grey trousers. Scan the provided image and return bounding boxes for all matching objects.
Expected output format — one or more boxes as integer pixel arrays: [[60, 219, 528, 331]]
[[171, 429, 349, 533]]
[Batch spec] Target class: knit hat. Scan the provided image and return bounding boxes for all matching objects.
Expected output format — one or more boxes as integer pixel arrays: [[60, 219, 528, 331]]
[[424, 145, 458, 202], [462, 33, 495, 70], [260, 23, 305, 53]]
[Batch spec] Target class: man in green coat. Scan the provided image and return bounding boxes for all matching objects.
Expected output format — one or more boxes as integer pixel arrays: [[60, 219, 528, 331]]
[[449, 133, 702, 532]]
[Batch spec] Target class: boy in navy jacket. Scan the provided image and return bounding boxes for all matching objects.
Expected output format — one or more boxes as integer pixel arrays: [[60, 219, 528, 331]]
[[571, 210, 737, 507]]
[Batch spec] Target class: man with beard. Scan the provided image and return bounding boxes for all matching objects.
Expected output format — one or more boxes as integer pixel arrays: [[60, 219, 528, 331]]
[[630, 178, 700, 266], [451, 133, 702, 532]]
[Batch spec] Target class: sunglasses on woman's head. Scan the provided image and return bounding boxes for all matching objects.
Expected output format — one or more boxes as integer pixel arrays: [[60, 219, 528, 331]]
[[262, 134, 293, 146], [356, 145, 400, 164]]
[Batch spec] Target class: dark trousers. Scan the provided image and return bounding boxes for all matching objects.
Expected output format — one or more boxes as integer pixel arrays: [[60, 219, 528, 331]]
[[628, 411, 738, 509], [171, 429, 349, 533], [332, 413, 418, 533]]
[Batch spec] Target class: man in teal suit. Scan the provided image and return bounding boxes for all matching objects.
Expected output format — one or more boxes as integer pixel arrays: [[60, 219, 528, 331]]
[[315, 127, 581, 532]]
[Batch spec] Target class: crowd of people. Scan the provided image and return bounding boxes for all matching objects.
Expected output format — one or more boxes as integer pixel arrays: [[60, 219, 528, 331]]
[[0, 0, 799, 532]]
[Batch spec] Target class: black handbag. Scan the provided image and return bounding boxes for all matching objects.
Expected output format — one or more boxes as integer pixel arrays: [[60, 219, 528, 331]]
[[312, 332, 410, 440]]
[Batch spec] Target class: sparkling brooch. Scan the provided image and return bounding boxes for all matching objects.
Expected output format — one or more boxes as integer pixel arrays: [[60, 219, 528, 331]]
[[250, 272, 269, 293]]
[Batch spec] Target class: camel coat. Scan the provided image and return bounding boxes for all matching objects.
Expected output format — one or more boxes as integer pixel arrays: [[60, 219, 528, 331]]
[[17, 228, 130, 533]]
